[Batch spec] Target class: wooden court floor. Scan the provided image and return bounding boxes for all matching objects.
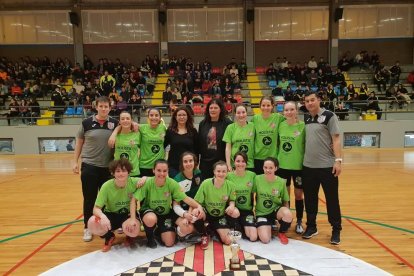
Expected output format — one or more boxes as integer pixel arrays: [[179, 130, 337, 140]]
[[0, 148, 413, 276]]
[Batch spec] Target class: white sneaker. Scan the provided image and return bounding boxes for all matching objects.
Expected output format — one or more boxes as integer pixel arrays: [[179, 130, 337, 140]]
[[295, 223, 304, 234], [83, 228, 93, 242]]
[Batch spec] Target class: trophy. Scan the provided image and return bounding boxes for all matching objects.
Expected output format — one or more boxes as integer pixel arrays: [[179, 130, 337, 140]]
[[227, 230, 242, 270]]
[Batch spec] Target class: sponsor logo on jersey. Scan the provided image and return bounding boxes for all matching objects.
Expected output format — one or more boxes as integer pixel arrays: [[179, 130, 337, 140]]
[[294, 130, 301, 137], [263, 200, 273, 209], [108, 122, 115, 130], [282, 142, 292, 152], [246, 181, 252, 187], [262, 136, 272, 146], [164, 191, 170, 197], [317, 115, 326, 124], [195, 177, 201, 185], [272, 188, 279, 195], [211, 209, 220, 216], [222, 195, 229, 201], [219, 217, 227, 225]]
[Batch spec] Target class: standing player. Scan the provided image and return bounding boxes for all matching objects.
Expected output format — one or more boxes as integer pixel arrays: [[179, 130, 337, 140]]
[[226, 152, 257, 241], [254, 158, 292, 245], [277, 101, 306, 234], [301, 91, 342, 245], [113, 111, 141, 176], [223, 104, 255, 171], [73, 96, 118, 242], [252, 96, 284, 174], [138, 108, 166, 176]]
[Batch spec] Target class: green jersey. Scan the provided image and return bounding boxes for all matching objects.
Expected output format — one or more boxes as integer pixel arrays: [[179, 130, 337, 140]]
[[253, 175, 289, 216], [114, 132, 141, 176], [194, 178, 236, 217], [138, 124, 166, 169], [222, 122, 255, 168], [252, 113, 284, 159], [226, 171, 256, 211], [95, 177, 140, 214], [278, 121, 305, 170], [133, 177, 186, 215]]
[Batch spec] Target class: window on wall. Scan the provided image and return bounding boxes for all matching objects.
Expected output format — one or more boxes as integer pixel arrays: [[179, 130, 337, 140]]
[[339, 5, 414, 39], [82, 10, 158, 43], [405, 132, 414, 147], [39, 137, 76, 154], [255, 7, 329, 41], [344, 133, 380, 148], [168, 8, 243, 42], [0, 11, 73, 44], [0, 139, 14, 154]]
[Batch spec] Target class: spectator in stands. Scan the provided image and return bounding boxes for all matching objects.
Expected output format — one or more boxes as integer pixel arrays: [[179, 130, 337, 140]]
[[162, 87, 173, 106], [28, 97, 40, 125], [115, 95, 128, 115], [239, 59, 247, 80], [19, 98, 30, 124], [370, 51, 380, 70], [164, 106, 199, 178], [280, 57, 289, 69], [337, 56, 351, 72], [333, 69, 346, 87], [277, 77, 289, 92], [11, 82, 23, 98], [308, 56, 318, 70], [389, 61, 401, 88], [0, 81, 8, 106], [347, 84, 356, 96], [374, 70, 386, 92], [335, 93, 349, 121], [146, 72, 156, 95], [307, 69, 318, 86], [6, 98, 20, 126], [198, 99, 232, 180], [396, 83, 408, 95], [51, 86, 66, 124], [161, 54, 169, 73], [364, 92, 382, 119], [296, 70, 308, 87], [99, 70, 116, 97], [211, 79, 222, 96], [407, 70, 414, 91], [266, 64, 277, 80], [83, 95, 93, 116], [128, 93, 144, 122], [0, 68, 7, 81], [73, 80, 85, 95]]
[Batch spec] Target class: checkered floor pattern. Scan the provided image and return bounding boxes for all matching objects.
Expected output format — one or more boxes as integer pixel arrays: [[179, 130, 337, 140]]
[[118, 251, 310, 276]]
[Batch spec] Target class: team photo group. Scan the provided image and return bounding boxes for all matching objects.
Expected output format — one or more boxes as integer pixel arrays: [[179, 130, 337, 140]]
[[72, 91, 343, 253]]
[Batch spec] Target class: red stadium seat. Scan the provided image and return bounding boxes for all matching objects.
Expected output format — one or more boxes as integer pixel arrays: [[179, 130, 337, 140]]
[[169, 68, 175, 76], [255, 66, 265, 74]]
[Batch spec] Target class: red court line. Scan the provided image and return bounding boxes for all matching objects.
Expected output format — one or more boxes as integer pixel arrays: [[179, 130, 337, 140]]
[[346, 218, 414, 270], [193, 243, 204, 273], [213, 240, 225, 274], [4, 214, 84, 276], [318, 198, 414, 270], [173, 248, 185, 265]]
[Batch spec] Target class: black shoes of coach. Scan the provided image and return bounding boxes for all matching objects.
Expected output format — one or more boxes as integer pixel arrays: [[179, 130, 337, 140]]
[[302, 227, 318, 239], [330, 230, 341, 245]]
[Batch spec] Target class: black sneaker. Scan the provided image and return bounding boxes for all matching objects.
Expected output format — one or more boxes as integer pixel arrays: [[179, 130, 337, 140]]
[[302, 227, 318, 239], [330, 230, 341, 245], [146, 238, 157, 249]]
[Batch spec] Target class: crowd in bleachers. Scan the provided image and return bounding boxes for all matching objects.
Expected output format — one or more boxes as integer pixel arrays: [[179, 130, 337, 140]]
[[1, 52, 413, 125]]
